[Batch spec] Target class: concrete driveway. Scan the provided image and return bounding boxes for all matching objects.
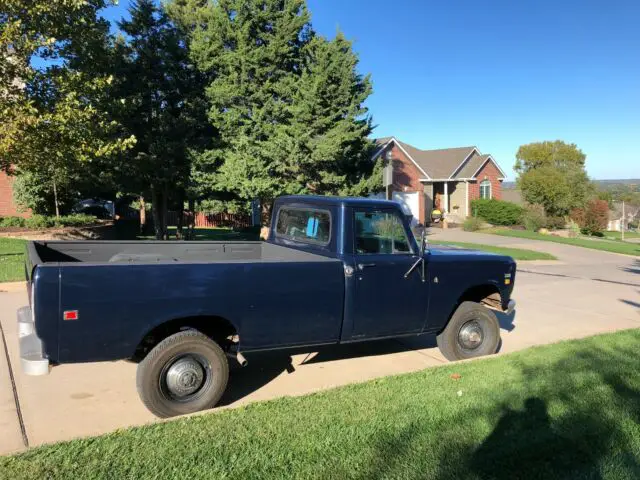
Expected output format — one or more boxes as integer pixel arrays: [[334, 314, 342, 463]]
[[429, 228, 640, 286], [0, 236, 638, 455]]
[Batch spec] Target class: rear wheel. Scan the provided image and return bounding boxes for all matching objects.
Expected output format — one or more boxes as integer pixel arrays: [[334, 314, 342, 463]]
[[136, 330, 229, 418], [437, 301, 500, 361]]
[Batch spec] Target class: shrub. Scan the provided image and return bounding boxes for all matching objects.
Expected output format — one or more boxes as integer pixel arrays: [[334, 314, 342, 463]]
[[0, 216, 26, 228], [520, 204, 547, 232], [463, 216, 484, 232], [470, 199, 523, 226], [569, 208, 585, 227], [578, 199, 609, 236], [54, 214, 98, 228], [546, 216, 566, 230], [24, 215, 55, 229]]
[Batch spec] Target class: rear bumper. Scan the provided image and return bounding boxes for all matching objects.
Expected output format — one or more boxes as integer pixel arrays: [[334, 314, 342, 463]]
[[504, 299, 516, 316], [17, 306, 50, 376]]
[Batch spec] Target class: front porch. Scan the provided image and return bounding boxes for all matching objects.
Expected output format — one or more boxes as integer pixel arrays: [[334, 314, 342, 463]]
[[424, 181, 469, 224]]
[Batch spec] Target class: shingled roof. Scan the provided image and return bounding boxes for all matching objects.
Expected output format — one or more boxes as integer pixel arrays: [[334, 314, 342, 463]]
[[374, 137, 504, 180]]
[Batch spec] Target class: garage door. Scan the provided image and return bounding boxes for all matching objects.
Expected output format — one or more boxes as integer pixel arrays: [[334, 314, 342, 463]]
[[392, 191, 420, 226]]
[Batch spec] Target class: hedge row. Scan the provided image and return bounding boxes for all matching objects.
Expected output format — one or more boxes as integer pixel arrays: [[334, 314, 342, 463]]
[[0, 214, 99, 229], [470, 199, 523, 226]]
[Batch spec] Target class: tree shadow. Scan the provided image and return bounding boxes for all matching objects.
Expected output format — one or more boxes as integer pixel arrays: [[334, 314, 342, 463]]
[[337, 335, 640, 479], [495, 310, 516, 332], [469, 398, 607, 480], [620, 298, 640, 309], [219, 336, 438, 406], [220, 315, 518, 406], [621, 259, 640, 275]]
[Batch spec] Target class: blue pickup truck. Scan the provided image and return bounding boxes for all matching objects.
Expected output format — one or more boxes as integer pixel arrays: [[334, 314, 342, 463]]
[[19, 195, 515, 417]]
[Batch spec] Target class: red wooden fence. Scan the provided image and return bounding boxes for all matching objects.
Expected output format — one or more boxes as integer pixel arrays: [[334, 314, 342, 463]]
[[166, 211, 252, 229], [121, 210, 252, 229]]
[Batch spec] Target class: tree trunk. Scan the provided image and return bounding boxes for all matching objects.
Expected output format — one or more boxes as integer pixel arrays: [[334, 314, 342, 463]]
[[52, 179, 60, 218], [176, 189, 185, 240], [162, 183, 169, 240], [186, 198, 196, 240], [139, 195, 146, 235], [151, 185, 163, 240]]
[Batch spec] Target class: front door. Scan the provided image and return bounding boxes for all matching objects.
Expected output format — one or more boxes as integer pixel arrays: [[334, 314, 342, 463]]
[[350, 209, 428, 339]]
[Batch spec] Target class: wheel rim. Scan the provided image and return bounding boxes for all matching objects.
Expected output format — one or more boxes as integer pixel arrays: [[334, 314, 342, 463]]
[[458, 320, 484, 351], [160, 354, 212, 402]]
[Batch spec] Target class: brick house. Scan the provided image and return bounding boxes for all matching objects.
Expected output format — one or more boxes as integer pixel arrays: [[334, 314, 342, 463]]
[[373, 137, 507, 225], [0, 170, 29, 217]]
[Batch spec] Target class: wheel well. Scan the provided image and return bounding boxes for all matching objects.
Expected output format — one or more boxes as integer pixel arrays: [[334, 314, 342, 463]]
[[456, 284, 502, 311], [131, 316, 238, 362]]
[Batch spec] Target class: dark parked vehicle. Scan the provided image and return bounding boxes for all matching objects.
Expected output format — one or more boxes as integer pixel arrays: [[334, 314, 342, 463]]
[[19, 195, 516, 417]]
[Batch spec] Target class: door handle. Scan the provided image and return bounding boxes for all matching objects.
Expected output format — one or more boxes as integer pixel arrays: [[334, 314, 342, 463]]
[[357, 263, 376, 270]]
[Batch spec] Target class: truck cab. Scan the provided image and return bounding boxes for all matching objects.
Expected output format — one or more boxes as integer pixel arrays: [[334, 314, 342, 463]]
[[268, 195, 515, 341]]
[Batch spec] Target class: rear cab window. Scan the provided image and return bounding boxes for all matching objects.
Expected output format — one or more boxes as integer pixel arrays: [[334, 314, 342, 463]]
[[275, 207, 331, 245]]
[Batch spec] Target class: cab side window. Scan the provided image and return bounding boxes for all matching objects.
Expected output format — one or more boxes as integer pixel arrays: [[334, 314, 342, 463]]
[[354, 211, 412, 254]]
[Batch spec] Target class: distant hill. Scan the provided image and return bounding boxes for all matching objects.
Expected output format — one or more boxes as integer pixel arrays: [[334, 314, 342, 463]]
[[503, 179, 640, 190]]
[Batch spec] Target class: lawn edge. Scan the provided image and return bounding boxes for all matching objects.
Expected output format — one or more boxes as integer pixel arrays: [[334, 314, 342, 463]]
[[488, 230, 640, 258]]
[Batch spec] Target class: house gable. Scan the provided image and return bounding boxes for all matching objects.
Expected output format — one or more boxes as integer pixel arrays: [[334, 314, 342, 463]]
[[468, 160, 503, 202], [373, 137, 431, 179]]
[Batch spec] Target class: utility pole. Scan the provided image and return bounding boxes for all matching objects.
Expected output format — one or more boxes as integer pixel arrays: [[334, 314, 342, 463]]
[[621, 201, 625, 241]]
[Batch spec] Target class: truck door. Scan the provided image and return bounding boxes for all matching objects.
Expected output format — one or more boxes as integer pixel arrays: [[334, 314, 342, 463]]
[[348, 208, 428, 339]]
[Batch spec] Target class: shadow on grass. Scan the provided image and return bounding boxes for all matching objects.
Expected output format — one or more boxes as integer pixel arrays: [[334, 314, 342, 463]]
[[346, 336, 640, 479]]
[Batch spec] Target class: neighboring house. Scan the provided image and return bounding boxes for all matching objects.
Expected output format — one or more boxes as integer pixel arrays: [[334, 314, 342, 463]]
[[0, 170, 28, 217], [607, 201, 640, 232], [373, 137, 507, 224]]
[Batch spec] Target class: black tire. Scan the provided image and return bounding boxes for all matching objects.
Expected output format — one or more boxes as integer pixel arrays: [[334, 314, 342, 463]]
[[437, 301, 500, 361], [136, 330, 229, 418]]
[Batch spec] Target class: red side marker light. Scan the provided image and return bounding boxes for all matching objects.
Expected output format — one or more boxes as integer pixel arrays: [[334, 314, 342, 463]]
[[63, 310, 79, 321]]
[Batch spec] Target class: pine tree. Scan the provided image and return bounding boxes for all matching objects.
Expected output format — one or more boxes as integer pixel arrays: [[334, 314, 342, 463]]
[[286, 32, 380, 197], [115, 0, 210, 238], [174, 0, 380, 222]]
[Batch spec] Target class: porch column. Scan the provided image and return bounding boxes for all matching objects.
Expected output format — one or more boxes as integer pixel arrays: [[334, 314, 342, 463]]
[[443, 182, 449, 213], [465, 181, 469, 217]]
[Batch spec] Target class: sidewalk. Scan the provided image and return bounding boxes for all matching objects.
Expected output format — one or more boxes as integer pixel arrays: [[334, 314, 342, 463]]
[[0, 314, 26, 454]]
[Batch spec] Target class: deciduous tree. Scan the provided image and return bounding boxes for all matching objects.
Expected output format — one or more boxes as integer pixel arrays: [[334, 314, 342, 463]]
[[515, 141, 593, 217]]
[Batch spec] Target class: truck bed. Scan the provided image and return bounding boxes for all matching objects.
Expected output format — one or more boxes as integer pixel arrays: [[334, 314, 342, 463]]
[[26, 240, 345, 363], [29, 240, 334, 265]]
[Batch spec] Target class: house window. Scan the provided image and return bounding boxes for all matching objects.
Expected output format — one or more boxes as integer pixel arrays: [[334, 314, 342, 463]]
[[479, 179, 491, 199]]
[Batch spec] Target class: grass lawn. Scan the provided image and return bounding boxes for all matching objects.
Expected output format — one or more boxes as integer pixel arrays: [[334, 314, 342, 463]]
[[0, 238, 26, 283], [3, 329, 639, 479], [430, 240, 557, 261], [603, 230, 640, 241], [491, 229, 640, 256], [138, 226, 260, 241]]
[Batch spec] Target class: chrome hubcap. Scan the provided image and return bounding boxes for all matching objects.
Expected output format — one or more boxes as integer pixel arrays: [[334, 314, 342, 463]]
[[165, 356, 205, 397], [458, 321, 484, 350]]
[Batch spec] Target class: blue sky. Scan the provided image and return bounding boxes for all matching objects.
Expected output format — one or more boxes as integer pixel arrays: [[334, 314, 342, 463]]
[[101, 0, 640, 180]]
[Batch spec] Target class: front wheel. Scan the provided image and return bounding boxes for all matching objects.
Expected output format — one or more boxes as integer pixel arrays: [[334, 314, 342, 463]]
[[437, 301, 500, 361], [136, 330, 229, 418]]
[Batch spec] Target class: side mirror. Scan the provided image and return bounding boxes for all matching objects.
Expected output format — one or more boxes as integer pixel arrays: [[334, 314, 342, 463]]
[[413, 223, 427, 255]]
